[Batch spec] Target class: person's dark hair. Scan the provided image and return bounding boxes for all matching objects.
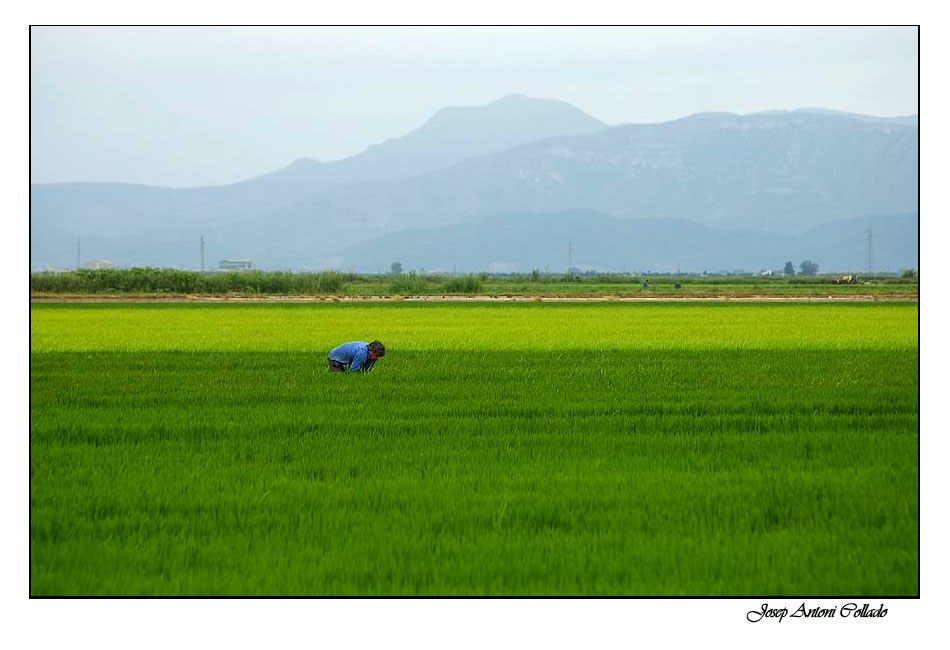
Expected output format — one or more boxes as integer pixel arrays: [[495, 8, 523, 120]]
[[368, 340, 386, 357]]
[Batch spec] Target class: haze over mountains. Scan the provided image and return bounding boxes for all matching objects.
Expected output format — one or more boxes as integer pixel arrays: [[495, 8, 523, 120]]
[[30, 94, 918, 273]]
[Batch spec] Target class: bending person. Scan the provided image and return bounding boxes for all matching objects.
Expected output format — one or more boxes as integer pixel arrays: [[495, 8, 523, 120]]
[[328, 340, 386, 373]]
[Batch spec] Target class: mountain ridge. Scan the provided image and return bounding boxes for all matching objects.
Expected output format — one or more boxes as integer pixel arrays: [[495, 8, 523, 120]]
[[337, 209, 918, 274], [30, 94, 610, 266], [30, 97, 918, 272], [249, 108, 917, 258]]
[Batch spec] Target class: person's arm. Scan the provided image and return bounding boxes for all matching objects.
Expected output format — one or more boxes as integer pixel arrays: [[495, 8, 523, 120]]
[[348, 348, 369, 372]]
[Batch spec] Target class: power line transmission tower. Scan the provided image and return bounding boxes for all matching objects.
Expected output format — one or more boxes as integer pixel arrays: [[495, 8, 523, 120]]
[[865, 225, 874, 274], [568, 239, 573, 274], [76, 238, 80, 270]]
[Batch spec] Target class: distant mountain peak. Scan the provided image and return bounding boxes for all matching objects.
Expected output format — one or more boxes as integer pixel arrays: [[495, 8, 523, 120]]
[[426, 94, 606, 125], [329, 94, 609, 179], [492, 93, 531, 102]]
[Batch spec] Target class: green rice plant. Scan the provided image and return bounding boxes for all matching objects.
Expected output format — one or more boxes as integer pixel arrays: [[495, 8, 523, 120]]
[[29, 303, 919, 596], [29, 303, 919, 354]]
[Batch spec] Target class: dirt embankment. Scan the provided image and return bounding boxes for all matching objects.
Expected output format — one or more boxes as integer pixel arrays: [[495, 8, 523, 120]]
[[30, 293, 919, 303]]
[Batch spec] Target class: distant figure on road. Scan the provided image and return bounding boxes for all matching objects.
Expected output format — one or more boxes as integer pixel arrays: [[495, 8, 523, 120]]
[[328, 340, 386, 373]]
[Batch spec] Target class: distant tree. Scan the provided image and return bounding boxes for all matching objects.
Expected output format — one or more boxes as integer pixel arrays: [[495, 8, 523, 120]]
[[390, 262, 403, 275], [783, 261, 795, 276], [799, 260, 819, 276], [901, 268, 917, 279]]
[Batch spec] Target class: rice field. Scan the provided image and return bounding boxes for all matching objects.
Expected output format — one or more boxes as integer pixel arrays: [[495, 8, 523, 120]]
[[29, 303, 919, 596]]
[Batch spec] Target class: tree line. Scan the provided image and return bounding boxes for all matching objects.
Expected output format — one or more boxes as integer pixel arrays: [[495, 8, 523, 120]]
[[30, 266, 916, 295]]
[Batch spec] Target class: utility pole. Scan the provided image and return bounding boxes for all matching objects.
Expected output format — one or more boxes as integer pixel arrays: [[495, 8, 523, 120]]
[[76, 238, 80, 270], [865, 225, 873, 275], [568, 239, 573, 274], [200, 234, 205, 272]]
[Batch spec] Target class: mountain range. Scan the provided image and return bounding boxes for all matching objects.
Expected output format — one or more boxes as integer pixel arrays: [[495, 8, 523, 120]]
[[30, 94, 918, 273], [340, 210, 917, 275]]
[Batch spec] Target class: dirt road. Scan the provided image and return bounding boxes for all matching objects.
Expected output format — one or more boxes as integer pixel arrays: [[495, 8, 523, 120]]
[[30, 293, 919, 303]]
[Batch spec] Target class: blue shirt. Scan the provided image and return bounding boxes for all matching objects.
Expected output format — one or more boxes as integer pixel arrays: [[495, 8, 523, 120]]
[[328, 341, 376, 372]]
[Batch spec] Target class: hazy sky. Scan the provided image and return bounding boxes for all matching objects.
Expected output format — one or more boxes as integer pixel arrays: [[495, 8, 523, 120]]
[[30, 26, 918, 188]]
